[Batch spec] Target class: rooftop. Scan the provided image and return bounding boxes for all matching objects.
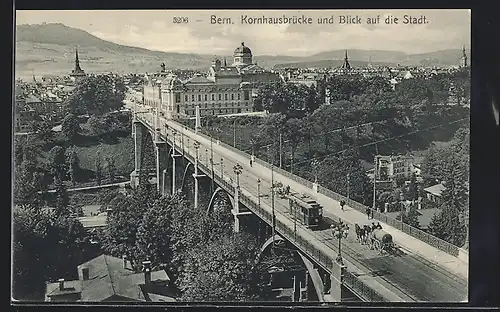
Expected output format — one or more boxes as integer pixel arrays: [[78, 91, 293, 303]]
[[77, 254, 171, 302], [423, 183, 446, 197]]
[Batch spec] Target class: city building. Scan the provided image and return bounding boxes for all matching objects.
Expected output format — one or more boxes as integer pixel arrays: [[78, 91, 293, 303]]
[[70, 48, 87, 84], [374, 154, 415, 182], [45, 254, 175, 302], [142, 42, 280, 119]]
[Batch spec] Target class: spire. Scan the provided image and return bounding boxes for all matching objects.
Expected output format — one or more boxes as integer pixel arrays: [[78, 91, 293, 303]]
[[224, 58, 227, 67], [341, 50, 351, 70]]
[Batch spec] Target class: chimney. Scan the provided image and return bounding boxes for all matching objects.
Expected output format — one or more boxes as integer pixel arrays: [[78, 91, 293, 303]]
[[122, 255, 128, 269], [82, 267, 89, 281], [58, 278, 65, 291], [143, 260, 152, 285]]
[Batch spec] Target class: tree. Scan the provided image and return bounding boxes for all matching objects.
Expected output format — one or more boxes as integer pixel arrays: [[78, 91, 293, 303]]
[[396, 204, 421, 228], [64, 74, 126, 116], [66, 149, 80, 186], [54, 177, 70, 216], [105, 156, 116, 183], [407, 172, 419, 201], [427, 203, 466, 247], [283, 118, 302, 174], [88, 115, 112, 137], [177, 233, 267, 301], [13, 206, 90, 300], [135, 195, 187, 272], [61, 113, 81, 141], [95, 152, 102, 185], [49, 145, 66, 181], [34, 120, 54, 143]]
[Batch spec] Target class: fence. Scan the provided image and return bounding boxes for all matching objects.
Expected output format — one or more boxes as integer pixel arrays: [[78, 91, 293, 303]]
[[161, 117, 461, 257], [238, 190, 387, 302]]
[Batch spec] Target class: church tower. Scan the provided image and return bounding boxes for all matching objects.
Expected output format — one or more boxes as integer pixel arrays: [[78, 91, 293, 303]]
[[70, 48, 87, 83], [460, 46, 468, 68], [341, 50, 352, 71]]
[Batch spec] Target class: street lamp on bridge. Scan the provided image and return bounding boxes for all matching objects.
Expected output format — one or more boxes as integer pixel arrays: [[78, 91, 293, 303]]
[[257, 178, 261, 208], [233, 163, 243, 189], [220, 157, 224, 180], [331, 220, 349, 265], [311, 159, 320, 184], [194, 141, 200, 175]]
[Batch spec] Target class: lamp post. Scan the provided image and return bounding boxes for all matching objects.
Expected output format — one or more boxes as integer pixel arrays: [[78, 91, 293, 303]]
[[209, 127, 215, 193], [331, 221, 347, 265], [312, 159, 319, 184], [347, 172, 350, 201], [220, 157, 224, 180], [171, 129, 177, 153], [233, 163, 243, 189], [233, 119, 237, 147], [267, 145, 276, 246], [257, 178, 261, 208], [194, 141, 200, 175]]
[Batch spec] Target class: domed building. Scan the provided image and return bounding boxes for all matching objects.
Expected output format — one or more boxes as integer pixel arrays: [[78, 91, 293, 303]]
[[232, 42, 253, 67], [142, 42, 279, 119]]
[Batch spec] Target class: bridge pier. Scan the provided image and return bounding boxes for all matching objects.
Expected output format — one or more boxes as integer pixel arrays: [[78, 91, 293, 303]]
[[192, 173, 206, 209], [325, 260, 346, 302], [171, 153, 182, 195], [155, 140, 167, 194], [131, 121, 145, 189]]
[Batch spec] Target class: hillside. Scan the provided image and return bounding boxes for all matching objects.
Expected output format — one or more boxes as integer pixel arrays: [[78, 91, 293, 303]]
[[274, 60, 396, 69], [15, 23, 469, 79]]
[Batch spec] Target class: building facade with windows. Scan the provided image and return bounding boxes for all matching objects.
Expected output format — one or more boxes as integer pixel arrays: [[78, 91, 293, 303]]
[[375, 155, 414, 182], [142, 42, 280, 119]]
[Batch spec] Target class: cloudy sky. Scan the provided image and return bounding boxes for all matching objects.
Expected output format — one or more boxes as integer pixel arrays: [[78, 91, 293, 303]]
[[16, 9, 470, 56]]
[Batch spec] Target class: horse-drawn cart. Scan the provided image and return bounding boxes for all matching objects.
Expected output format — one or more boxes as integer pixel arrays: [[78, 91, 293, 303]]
[[370, 228, 395, 254]]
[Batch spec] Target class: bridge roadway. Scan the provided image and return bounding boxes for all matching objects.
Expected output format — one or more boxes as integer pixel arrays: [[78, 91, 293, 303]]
[[137, 111, 467, 302]]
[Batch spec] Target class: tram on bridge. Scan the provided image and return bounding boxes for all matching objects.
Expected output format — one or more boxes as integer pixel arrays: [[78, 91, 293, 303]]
[[288, 193, 323, 229]]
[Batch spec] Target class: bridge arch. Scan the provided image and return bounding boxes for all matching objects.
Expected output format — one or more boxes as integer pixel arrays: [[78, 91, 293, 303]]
[[206, 187, 235, 215], [256, 235, 325, 302], [180, 162, 193, 191]]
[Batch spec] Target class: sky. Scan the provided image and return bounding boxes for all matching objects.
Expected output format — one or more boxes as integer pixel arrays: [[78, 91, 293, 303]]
[[16, 9, 471, 56]]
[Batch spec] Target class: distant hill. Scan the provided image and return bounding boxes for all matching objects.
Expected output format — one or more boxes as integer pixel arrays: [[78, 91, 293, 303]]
[[274, 48, 469, 69], [15, 23, 469, 79]]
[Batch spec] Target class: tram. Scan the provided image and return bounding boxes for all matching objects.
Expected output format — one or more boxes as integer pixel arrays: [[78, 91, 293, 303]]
[[288, 193, 323, 229]]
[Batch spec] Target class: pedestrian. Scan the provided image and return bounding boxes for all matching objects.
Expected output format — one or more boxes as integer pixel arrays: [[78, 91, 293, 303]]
[[250, 159, 253, 167], [366, 207, 371, 219], [340, 200, 345, 211]]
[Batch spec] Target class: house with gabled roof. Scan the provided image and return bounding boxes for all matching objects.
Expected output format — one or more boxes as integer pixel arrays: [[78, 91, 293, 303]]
[[45, 254, 176, 302]]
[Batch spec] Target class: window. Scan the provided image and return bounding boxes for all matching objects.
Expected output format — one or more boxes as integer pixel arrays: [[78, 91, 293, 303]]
[[198, 94, 202, 101], [244, 90, 250, 100], [204, 103, 207, 108], [176, 105, 180, 114], [192, 94, 195, 101], [212, 94, 215, 101], [205, 94, 208, 101], [225, 94, 228, 101], [218, 103, 221, 108], [175, 93, 181, 103], [218, 94, 222, 100], [231, 94, 234, 100], [238, 93, 241, 100]]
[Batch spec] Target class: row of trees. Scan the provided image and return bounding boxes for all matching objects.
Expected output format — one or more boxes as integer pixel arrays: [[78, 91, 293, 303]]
[[13, 170, 96, 299], [101, 177, 272, 301], [423, 126, 470, 248]]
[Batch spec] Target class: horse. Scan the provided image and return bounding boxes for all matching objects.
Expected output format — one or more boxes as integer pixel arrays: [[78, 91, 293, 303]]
[[342, 225, 349, 239], [363, 225, 372, 245], [355, 223, 364, 243]]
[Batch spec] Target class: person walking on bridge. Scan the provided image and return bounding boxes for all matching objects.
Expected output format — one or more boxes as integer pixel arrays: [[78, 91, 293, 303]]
[[366, 207, 371, 219]]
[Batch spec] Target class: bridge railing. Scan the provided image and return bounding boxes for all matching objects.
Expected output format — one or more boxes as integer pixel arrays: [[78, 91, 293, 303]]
[[237, 191, 387, 302], [317, 185, 459, 257], [142, 116, 460, 258]]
